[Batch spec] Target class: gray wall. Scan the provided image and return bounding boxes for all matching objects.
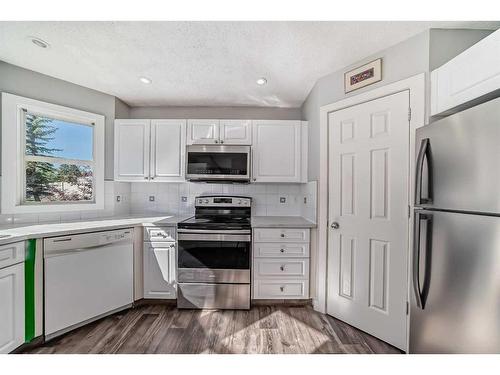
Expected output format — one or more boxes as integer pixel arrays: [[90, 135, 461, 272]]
[[115, 97, 131, 119], [0, 61, 117, 179], [301, 30, 431, 181], [429, 29, 494, 71], [129, 106, 301, 120]]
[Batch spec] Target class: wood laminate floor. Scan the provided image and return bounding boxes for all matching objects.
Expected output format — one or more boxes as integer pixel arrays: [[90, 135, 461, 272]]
[[22, 304, 402, 354]]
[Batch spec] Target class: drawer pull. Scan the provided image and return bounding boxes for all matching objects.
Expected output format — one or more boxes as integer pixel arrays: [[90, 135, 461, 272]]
[[280, 265, 285, 271], [280, 234, 285, 238], [280, 286, 285, 292], [280, 248, 285, 253]]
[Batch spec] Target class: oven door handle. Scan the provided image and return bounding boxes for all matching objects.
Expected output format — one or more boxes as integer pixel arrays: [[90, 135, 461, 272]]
[[177, 228, 251, 235], [178, 233, 251, 242]]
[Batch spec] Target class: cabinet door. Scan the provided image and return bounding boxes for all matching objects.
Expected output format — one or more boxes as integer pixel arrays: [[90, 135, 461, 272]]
[[431, 30, 500, 115], [252, 120, 305, 183], [150, 120, 186, 182], [219, 120, 252, 145], [0, 263, 25, 354], [114, 120, 150, 181], [186, 119, 220, 145], [143, 244, 176, 299]]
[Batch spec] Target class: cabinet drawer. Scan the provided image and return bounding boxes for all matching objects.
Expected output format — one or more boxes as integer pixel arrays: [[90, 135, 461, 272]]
[[253, 279, 309, 299], [143, 227, 176, 242], [253, 228, 309, 243], [254, 258, 309, 279], [253, 242, 309, 257], [0, 242, 25, 270]]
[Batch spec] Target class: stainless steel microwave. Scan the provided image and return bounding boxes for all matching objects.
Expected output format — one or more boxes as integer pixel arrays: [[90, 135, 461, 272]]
[[185, 145, 251, 182]]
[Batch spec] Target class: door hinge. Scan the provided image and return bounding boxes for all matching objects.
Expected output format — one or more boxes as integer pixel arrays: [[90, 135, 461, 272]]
[[408, 107, 412, 122], [406, 301, 409, 315], [408, 205, 411, 218]]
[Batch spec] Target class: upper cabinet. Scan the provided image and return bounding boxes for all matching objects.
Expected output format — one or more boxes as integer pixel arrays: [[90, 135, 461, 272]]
[[431, 30, 500, 116], [187, 119, 252, 145], [114, 119, 150, 181], [114, 119, 186, 182], [187, 119, 220, 144], [252, 120, 308, 183]]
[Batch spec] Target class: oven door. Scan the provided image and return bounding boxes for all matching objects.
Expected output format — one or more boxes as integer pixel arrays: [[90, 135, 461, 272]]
[[185, 145, 250, 182], [177, 232, 251, 284]]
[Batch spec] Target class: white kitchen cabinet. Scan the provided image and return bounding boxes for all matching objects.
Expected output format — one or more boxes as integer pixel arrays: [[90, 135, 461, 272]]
[[252, 120, 308, 183], [431, 30, 500, 115], [219, 120, 252, 145], [187, 119, 220, 145], [114, 119, 186, 182], [187, 119, 252, 145], [150, 120, 186, 182], [143, 243, 177, 299], [252, 227, 310, 300], [0, 262, 25, 354], [114, 119, 150, 181]]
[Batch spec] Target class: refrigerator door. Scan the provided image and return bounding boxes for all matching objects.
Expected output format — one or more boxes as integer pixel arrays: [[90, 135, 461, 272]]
[[410, 209, 500, 353], [415, 97, 500, 214]]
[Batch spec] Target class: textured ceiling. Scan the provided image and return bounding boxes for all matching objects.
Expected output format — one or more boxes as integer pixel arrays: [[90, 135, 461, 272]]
[[0, 21, 498, 107]]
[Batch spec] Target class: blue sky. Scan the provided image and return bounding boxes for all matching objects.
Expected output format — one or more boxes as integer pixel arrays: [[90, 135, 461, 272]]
[[44, 120, 93, 160]]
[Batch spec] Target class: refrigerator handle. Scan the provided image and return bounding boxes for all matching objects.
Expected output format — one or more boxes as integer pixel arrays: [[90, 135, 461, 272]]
[[412, 212, 433, 309], [415, 138, 433, 205]]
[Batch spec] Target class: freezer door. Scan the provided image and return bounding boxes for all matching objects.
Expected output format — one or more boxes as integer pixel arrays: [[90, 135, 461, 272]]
[[410, 210, 500, 353], [415, 97, 500, 214]]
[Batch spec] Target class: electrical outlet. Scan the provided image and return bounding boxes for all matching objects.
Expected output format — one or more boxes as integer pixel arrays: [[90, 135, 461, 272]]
[[181, 196, 188, 202], [280, 197, 286, 203], [149, 196, 155, 202], [303, 197, 307, 204], [116, 195, 121, 203]]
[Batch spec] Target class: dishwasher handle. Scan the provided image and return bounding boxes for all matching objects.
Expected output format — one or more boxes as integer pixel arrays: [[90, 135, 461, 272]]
[[44, 229, 133, 254]]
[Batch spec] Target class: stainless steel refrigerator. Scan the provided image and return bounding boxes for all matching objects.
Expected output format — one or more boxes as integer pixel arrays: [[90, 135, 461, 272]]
[[410, 97, 500, 353]]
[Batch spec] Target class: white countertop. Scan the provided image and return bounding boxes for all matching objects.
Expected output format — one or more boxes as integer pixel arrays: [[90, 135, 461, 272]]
[[0, 214, 191, 245], [251, 216, 316, 228], [0, 214, 316, 245]]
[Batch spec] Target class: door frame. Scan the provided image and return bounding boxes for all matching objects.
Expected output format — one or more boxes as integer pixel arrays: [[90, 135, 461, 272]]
[[315, 73, 426, 348]]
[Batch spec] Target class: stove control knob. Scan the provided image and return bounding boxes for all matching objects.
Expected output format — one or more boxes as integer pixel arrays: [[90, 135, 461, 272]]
[[204, 199, 209, 204], [238, 199, 242, 205], [198, 199, 203, 204]]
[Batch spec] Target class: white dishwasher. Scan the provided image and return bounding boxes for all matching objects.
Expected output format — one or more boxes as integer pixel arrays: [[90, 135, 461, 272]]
[[44, 228, 134, 340]]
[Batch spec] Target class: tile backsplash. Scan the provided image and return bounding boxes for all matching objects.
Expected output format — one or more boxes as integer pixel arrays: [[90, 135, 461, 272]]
[[129, 181, 317, 222], [0, 178, 317, 225]]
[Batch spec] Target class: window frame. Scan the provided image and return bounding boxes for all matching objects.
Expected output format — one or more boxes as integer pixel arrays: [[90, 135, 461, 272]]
[[1, 93, 105, 214]]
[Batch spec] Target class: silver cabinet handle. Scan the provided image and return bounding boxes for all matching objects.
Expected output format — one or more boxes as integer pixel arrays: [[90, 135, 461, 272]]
[[214, 140, 219, 144], [151, 176, 155, 180], [144, 177, 148, 180], [220, 140, 224, 144], [280, 248, 285, 253], [331, 222, 340, 229], [280, 265, 285, 271], [280, 286, 285, 292], [280, 233, 285, 238]]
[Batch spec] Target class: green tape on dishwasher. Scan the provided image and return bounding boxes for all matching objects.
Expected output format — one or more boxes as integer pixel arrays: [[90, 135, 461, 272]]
[[25, 239, 36, 342]]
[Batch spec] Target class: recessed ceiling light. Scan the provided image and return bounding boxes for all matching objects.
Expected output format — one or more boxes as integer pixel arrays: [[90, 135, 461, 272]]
[[139, 77, 152, 84], [256, 77, 267, 86], [30, 37, 50, 49]]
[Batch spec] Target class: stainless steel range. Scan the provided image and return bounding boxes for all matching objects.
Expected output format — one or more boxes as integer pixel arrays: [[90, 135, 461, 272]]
[[177, 195, 252, 310]]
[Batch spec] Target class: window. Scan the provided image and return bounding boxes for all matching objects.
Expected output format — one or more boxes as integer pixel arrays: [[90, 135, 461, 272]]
[[2, 93, 105, 213]]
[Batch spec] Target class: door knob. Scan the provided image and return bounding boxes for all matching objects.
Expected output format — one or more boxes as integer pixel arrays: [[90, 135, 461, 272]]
[[331, 222, 340, 229]]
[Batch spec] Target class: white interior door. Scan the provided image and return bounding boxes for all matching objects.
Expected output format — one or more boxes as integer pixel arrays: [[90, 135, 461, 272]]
[[327, 90, 410, 350]]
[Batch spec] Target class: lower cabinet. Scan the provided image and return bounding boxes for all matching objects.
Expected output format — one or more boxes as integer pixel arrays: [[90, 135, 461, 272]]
[[0, 262, 25, 354], [252, 228, 310, 300], [143, 228, 177, 299]]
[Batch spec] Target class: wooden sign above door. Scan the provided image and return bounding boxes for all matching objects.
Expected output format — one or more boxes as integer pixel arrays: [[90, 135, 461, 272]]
[[344, 58, 382, 93]]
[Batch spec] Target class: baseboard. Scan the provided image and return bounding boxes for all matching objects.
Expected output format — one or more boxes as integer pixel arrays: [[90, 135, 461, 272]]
[[251, 299, 312, 307], [134, 298, 177, 306]]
